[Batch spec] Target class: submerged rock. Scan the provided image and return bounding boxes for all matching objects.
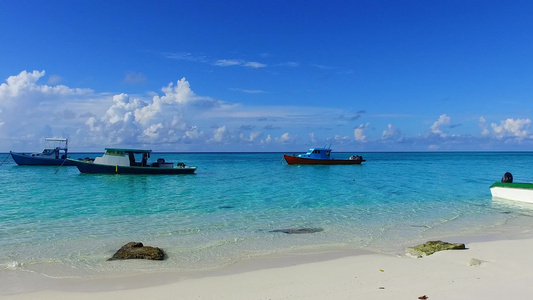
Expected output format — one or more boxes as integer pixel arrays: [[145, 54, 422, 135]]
[[108, 242, 166, 261], [407, 240, 466, 257], [218, 205, 234, 209], [269, 228, 324, 234]]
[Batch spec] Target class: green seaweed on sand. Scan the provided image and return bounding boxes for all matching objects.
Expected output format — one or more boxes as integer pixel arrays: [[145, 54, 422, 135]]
[[407, 240, 466, 257]]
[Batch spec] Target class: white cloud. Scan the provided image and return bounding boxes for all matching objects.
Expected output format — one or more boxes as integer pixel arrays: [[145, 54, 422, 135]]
[[261, 134, 272, 144], [0, 70, 95, 144], [278, 62, 299, 67], [67, 77, 223, 147], [107, 94, 143, 124], [230, 88, 267, 94], [382, 124, 401, 140], [164, 52, 209, 63], [142, 123, 164, 139], [244, 62, 266, 68], [240, 131, 262, 142], [310, 132, 317, 143], [214, 60, 267, 68], [334, 135, 350, 142], [430, 114, 451, 137], [4, 70, 533, 152], [214, 59, 241, 67], [104, 78, 221, 144], [490, 118, 532, 139], [250, 131, 262, 141], [211, 126, 228, 143], [47, 75, 62, 85], [276, 132, 293, 143], [1, 70, 355, 151], [0, 70, 91, 99], [166, 52, 267, 70], [123, 72, 147, 84], [0, 70, 44, 98], [479, 116, 490, 136], [354, 123, 369, 142], [184, 126, 203, 140]]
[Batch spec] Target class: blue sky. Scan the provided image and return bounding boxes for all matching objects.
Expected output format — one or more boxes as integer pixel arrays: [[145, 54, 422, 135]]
[[1, 0, 533, 152]]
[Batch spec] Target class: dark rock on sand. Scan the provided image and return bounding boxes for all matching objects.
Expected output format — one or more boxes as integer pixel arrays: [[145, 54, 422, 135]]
[[269, 228, 324, 234], [407, 240, 466, 257], [108, 242, 166, 261]]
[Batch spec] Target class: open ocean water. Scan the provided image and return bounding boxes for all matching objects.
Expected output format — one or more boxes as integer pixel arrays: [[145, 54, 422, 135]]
[[2, 152, 533, 283]]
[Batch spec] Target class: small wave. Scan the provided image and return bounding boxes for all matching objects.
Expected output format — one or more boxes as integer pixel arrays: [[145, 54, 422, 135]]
[[2, 261, 23, 270]]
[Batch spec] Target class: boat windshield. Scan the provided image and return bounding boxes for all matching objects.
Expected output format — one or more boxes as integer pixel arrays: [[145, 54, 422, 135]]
[[306, 149, 330, 155], [105, 149, 125, 156]]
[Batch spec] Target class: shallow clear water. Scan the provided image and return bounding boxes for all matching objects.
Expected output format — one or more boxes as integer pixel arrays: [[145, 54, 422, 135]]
[[1, 152, 533, 279]]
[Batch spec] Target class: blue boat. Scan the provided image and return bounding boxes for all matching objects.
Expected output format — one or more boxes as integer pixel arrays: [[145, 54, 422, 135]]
[[284, 146, 365, 165], [10, 138, 75, 166], [67, 148, 197, 175]]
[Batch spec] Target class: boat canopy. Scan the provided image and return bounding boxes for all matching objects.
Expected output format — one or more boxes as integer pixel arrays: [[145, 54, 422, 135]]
[[43, 138, 69, 151], [45, 138, 68, 142], [104, 148, 152, 154]]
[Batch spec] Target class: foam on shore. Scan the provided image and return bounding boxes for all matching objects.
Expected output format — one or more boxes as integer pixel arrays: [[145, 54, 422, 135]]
[[3, 231, 533, 299]]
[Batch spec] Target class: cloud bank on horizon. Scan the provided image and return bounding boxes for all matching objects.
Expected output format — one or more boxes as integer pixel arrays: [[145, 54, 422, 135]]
[[1, 70, 532, 152]]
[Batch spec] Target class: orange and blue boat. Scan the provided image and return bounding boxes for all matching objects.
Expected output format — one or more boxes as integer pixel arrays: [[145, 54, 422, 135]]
[[283, 146, 365, 165]]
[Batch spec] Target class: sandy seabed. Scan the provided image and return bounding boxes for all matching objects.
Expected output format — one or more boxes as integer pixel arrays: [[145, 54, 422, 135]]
[[2, 232, 533, 300]]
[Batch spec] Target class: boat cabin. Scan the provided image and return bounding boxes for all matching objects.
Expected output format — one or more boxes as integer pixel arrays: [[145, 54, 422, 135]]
[[94, 148, 152, 167], [34, 138, 69, 159], [298, 148, 332, 160], [35, 148, 60, 159]]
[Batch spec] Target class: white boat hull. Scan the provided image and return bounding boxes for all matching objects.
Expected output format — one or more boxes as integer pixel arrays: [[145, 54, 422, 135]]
[[490, 186, 533, 204]]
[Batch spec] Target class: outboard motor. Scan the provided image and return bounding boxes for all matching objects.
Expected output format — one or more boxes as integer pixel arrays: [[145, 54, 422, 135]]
[[501, 172, 513, 183]]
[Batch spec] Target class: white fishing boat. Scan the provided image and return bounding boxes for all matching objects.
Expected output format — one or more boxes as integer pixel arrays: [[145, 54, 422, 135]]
[[490, 172, 533, 204], [67, 148, 197, 175]]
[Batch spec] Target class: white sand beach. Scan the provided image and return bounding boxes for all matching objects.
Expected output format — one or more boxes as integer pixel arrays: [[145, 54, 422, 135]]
[[3, 233, 533, 300]]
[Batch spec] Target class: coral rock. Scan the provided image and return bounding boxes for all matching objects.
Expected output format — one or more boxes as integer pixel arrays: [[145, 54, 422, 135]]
[[108, 242, 166, 261], [407, 240, 465, 257]]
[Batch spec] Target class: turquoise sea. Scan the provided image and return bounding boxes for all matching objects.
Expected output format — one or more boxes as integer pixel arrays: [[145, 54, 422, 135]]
[[2, 152, 533, 287]]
